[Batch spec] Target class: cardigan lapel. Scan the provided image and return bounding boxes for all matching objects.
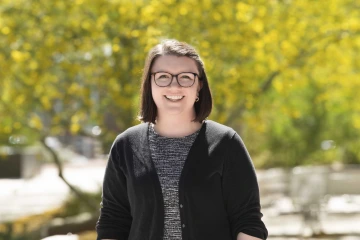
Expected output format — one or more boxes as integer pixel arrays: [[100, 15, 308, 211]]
[[131, 122, 154, 171]]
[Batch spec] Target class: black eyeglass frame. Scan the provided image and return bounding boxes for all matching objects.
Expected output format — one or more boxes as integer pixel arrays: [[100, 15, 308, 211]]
[[151, 71, 200, 88]]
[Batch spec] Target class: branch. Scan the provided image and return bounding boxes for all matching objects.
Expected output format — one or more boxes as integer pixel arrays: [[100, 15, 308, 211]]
[[260, 70, 281, 93], [2, 99, 99, 211], [40, 137, 98, 211], [225, 29, 360, 127], [226, 70, 281, 127]]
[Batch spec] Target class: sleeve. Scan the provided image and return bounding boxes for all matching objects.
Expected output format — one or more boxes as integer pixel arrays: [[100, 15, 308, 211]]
[[96, 139, 132, 240], [222, 132, 268, 240]]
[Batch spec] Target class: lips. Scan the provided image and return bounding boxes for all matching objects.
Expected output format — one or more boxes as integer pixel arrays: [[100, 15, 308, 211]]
[[164, 95, 184, 101]]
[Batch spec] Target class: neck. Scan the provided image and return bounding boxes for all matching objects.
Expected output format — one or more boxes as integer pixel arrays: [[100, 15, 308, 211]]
[[154, 111, 202, 138]]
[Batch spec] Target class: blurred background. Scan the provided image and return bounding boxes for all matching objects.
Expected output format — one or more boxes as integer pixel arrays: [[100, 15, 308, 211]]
[[0, 0, 359, 239]]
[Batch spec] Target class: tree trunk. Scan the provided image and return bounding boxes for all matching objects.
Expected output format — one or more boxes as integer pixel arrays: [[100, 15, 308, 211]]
[[40, 137, 99, 211]]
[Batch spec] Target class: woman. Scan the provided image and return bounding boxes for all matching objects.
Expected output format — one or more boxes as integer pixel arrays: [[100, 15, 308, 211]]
[[96, 39, 268, 240]]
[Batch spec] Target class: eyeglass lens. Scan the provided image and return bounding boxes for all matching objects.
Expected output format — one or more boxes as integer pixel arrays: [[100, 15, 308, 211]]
[[154, 72, 195, 87]]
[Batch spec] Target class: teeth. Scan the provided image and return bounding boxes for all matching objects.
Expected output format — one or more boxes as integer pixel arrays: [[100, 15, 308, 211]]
[[165, 95, 184, 100]]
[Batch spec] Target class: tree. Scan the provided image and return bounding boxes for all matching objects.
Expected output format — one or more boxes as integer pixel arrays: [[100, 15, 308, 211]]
[[1, 0, 359, 171]]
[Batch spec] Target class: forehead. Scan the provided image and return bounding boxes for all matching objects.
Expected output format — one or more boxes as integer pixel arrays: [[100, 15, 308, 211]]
[[151, 55, 199, 73]]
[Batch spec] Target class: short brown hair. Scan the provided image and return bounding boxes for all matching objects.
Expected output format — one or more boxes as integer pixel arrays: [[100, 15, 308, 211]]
[[138, 39, 212, 123]]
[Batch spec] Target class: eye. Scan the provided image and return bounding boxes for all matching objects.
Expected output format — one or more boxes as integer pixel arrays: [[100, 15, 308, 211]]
[[179, 73, 194, 80], [157, 74, 171, 79]]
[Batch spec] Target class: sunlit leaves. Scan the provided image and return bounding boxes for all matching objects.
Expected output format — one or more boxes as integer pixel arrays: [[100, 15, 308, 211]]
[[1, 0, 359, 166], [29, 114, 43, 131]]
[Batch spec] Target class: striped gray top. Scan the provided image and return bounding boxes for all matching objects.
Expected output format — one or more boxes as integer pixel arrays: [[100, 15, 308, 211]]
[[148, 124, 200, 240]]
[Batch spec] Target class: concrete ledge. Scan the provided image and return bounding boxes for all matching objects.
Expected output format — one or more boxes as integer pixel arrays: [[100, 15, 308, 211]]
[[41, 234, 78, 240]]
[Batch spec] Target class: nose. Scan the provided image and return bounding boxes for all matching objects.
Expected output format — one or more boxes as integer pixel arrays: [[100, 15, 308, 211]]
[[169, 76, 181, 87]]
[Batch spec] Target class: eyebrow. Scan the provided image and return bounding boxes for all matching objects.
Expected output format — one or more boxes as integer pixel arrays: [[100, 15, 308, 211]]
[[152, 70, 199, 74]]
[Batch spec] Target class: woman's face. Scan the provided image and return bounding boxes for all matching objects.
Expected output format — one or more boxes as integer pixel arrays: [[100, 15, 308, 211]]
[[150, 55, 202, 119]]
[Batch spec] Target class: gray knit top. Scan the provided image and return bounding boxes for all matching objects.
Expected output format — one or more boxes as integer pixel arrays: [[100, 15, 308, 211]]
[[148, 124, 200, 240]]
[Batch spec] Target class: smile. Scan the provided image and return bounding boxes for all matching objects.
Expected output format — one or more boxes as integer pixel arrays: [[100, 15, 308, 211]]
[[164, 95, 184, 101]]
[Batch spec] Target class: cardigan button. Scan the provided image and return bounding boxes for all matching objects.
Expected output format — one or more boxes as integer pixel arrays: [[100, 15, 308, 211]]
[[182, 224, 186, 228], [180, 204, 183, 208]]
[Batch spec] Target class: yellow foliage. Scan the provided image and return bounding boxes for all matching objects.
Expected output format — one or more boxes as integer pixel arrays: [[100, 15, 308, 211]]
[[15, 95, 25, 105], [252, 18, 264, 33], [45, 35, 56, 47], [257, 6, 267, 17], [273, 79, 284, 93], [245, 94, 254, 109], [13, 122, 22, 129], [118, 6, 127, 15], [212, 12, 222, 22], [179, 6, 188, 16], [201, 41, 210, 49], [53, 116, 61, 124], [256, 122, 266, 133], [352, 115, 360, 129], [81, 21, 92, 30], [1, 0, 359, 165], [131, 30, 140, 38], [70, 123, 81, 134], [236, 2, 253, 22], [1, 26, 10, 35], [70, 113, 86, 134], [29, 115, 43, 130], [69, 83, 81, 95], [254, 64, 267, 75], [29, 60, 38, 70], [40, 96, 52, 110], [3, 126, 12, 134], [11, 50, 30, 62], [291, 110, 301, 119], [112, 44, 120, 52]]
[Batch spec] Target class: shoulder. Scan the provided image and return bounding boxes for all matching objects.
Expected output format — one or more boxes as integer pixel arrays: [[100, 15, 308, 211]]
[[200, 120, 239, 153], [112, 122, 148, 146], [204, 120, 236, 139], [204, 120, 247, 150]]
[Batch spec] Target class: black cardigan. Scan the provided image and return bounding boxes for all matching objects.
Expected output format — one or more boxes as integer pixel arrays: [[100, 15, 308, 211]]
[[96, 120, 268, 240]]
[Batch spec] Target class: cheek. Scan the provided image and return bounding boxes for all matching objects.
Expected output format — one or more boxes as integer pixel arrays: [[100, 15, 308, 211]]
[[151, 84, 162, 102], [186, 89, 198, 101]]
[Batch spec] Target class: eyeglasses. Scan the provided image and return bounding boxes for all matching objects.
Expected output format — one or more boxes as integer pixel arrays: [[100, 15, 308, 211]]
[[151, 71, 199, 87]]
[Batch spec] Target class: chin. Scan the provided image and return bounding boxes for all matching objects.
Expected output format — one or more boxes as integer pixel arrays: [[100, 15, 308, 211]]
[[164, 108, 186, 116], [159, 106, 194, 117]]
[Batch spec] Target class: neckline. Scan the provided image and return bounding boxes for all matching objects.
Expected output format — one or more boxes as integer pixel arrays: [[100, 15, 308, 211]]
[[149, 121, 205, 139]]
